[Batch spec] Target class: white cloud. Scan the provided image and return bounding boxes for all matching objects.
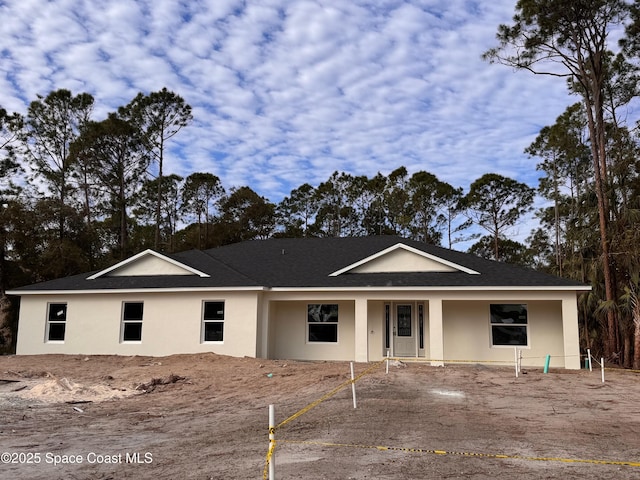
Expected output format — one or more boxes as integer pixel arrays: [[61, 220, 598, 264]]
[[1, 0, 627, 244]]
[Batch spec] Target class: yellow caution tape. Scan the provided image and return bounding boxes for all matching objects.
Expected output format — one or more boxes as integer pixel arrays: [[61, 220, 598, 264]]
[[263, 359, 640, 477], [263, 360, 385, 478], [262, 440, 277, 480], [275, 360, 385, 430], [281, 439, 640, 468]]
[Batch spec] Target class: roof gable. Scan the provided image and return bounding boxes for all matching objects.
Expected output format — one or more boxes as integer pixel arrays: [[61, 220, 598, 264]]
[[8, 237, 590, 293], [87, 250, 210, 279], [329, 243, 480, 276]]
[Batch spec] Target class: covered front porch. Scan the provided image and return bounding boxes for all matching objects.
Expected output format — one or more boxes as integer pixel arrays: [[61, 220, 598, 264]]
[[260, 291, 581, 369]]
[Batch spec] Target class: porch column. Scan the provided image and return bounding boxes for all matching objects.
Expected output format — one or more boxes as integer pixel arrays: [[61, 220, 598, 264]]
[[561, 293, 581, 369], [429, 298, 444, 366], [259, 295, 270, 359], [354, 298, 369, 362]]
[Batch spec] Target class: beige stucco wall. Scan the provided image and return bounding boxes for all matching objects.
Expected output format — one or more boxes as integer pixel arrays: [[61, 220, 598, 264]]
[[442, 300, 565, 367], [266, 296, 569, 366], [14, 287, 582, 368], [15, 291, 260, 357], [270, 300, 356, 361]]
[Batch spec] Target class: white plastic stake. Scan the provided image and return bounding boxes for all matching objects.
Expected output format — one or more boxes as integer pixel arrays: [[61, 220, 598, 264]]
[[601, 357, 605, 383], [386, 350, 390, 374], [269, 404, 275, 480], [514, 347, 519, 378], [350, 362, 357, 409], [519, 350, 523, 373], [587, 348, 593, 372]]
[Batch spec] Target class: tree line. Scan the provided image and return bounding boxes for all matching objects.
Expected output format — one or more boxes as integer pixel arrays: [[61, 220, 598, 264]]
[[0, 86, 536, 282], [2, 1, 640, 368], [0, 88, 537, 354]]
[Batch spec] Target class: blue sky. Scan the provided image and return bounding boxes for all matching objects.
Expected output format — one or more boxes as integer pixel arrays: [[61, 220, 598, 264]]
[[0, 0, 602, 242]]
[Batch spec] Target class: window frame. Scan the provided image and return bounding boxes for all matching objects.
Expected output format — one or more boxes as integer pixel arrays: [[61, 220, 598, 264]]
[[46, 302, 68, 343], [307, 304, 339, 344], [121, 301, 144, 343], [489, 303, 529, 348], [202, 300, 225, 343], [384, 303, 391, 351], [418, 303, 424, 350]]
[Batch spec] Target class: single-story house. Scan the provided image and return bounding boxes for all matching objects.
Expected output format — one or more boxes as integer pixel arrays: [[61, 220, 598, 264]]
[[7, 236, 590, 368]]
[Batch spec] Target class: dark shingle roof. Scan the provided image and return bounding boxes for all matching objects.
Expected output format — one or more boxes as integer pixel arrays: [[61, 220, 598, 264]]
[[9, 236, 588, 292], [200, 236, 586, 288]]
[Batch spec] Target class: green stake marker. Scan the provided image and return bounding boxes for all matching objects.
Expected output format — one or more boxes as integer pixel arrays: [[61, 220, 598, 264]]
[[543, 354, 551, 373]]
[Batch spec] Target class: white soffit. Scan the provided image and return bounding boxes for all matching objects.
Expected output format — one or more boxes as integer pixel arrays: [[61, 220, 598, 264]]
[[87, 250, 210, 279], [329, 243, 480, 276]]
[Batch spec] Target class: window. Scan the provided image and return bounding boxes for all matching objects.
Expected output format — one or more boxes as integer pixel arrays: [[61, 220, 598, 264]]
[[490, 304, 528, 347], [384, 304, 390, 350], [46, 303, 67, 342], [397, 305, 412, 336], [308, 304, 338, 343], [418, 304, 424, 349], [122, 302, 144, 342], [203, 301, 224, 342]]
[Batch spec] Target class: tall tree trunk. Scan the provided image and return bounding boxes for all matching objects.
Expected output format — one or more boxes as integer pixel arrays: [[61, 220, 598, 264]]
[[623, 333, 631, 368], [632, 288, 640, 370], [634, 320, 640, 370], [59, 184, 66, 241], [552, 157, 562, 275], [0, 221, 6, 298], [493, 211, 499, 261], [155, 146, 163, 251], [583, 95, 619, 359], [81, 168, 96, 269], [197, 209, 202, 251], [119, 173, 128, 259], [204, 207, 210, 250]]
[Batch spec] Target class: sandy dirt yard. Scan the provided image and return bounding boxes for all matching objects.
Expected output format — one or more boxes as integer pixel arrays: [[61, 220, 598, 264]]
[[0, 353, 639, 480]]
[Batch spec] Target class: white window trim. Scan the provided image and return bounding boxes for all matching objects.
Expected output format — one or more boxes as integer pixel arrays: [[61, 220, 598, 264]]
[[45, 302, 67, 343], [202, 300, 225, 343], [120, 301, 144, 343], [489, 303, 530, 349], [306, 303, 339, 344]]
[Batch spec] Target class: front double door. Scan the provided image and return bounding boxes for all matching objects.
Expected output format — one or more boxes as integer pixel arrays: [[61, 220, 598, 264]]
[[393, 304, 416, 357]]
